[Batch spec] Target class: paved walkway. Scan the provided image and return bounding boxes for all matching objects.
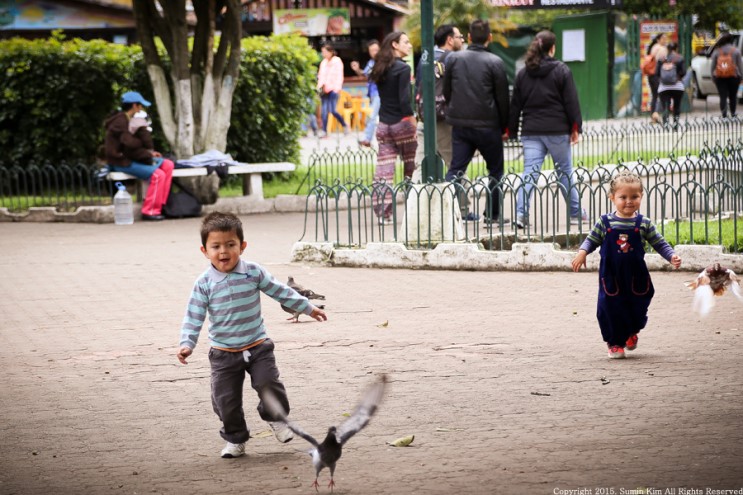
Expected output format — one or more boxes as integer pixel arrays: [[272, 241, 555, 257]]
[[1, 213, 742, 495]]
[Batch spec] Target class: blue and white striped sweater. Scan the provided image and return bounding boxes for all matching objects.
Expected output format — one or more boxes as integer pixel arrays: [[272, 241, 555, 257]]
[[179, 259, 312, 350]]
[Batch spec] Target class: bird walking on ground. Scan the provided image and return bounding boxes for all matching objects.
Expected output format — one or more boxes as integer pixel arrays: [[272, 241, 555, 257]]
[[263, 374, 388, 492], [282, 276, 326, 322], [686, 263, 742, 317]]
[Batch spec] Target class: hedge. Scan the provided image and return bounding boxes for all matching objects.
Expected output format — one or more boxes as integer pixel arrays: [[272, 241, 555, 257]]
[[0, 33, 317, 168]]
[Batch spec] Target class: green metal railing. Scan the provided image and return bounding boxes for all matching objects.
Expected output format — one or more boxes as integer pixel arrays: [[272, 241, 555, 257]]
[[297, 117, 743, 195], [299, 143, 743, 253]]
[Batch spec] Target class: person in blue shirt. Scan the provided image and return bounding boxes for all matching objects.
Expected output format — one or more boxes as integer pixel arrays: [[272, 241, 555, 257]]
[[351, 39, 380, 147], [177, 212, 327, 458]]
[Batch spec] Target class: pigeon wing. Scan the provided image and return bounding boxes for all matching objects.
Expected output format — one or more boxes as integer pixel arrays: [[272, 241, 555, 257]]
[[727, 270, 742, 301], [692, 284, 715, 317], [335, 375, 388, 445], [261, 388, 319, 447], [685, 269, 710, 290]]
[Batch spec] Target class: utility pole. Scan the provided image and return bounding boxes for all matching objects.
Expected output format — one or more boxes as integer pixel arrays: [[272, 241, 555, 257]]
[[419, 0, 442, 182]]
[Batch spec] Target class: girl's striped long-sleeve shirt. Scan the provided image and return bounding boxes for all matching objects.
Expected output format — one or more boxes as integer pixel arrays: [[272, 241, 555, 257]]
[[179, 260, 313, 350], [579, 213, 675, 262]]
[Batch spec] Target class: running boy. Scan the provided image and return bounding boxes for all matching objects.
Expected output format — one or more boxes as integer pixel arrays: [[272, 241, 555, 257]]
[[572, 171, 681, 359], [177, 212, 327, 458]]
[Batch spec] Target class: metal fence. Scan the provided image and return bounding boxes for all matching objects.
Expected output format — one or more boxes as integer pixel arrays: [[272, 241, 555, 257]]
[[298, 117, 743, 195], [299, 143, 743, 253]]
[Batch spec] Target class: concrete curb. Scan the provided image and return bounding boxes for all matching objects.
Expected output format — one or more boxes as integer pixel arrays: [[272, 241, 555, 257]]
[[291, 241, 743, 272], [0, 194, 318, 223]]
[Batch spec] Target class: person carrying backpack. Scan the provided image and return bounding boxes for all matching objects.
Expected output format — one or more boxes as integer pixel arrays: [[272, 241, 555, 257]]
[[710, 33, 743, 118], [655, 42, 686, 129], [642, 33, 668, 123]]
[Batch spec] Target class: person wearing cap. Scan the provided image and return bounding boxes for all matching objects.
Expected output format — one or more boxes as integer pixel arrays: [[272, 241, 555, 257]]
[[104, 91, 174, 221]]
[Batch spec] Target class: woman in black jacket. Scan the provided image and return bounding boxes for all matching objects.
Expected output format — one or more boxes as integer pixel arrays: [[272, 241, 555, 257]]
[[369, 31, 417, 222], [508, 30, 585, 229]]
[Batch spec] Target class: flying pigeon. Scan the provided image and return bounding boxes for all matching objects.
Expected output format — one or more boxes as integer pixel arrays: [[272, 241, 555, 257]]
[[685, 263, 742, 317], [283, 276, 326, 322], [263, 374, 388, 492]]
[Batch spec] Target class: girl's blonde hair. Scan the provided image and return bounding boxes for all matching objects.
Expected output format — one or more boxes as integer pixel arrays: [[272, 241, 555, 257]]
[[609, 170, 643, 196]]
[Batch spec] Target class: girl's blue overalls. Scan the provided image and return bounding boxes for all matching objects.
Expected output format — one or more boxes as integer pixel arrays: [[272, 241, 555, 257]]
[[597, 214, 655, 347]]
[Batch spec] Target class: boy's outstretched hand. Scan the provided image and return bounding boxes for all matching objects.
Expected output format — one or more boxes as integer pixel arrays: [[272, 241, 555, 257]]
[[310, 307, 328, 322], [177, 346, 193, 365]]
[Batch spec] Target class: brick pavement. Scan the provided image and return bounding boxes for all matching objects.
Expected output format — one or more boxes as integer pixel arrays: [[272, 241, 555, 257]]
[[1, 213, 742, 495]]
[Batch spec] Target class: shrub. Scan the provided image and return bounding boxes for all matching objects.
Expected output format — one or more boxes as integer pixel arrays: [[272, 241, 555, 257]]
[[0, 34, 139, 168], [227, 35, 318, 165]]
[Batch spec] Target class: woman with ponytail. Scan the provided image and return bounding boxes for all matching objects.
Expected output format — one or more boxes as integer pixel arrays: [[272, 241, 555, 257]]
[[369, 31, 417, 222], [508, 30, 585, 229]]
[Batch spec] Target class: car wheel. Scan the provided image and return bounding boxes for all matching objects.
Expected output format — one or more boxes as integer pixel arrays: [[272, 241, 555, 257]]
[[692, 74, 707, 100]]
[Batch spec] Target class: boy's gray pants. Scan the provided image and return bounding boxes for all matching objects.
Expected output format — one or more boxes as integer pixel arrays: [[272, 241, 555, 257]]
[[208, 339, 289, 444]]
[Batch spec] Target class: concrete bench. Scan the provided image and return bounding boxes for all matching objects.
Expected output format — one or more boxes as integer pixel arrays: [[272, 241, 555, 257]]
[[107, 162, 296, 201]]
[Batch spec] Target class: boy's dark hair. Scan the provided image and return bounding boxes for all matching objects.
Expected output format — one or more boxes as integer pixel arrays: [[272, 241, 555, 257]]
[[200, 212, 244, 246], [469, 19, 490, 45], [434, 24, 455, 48]]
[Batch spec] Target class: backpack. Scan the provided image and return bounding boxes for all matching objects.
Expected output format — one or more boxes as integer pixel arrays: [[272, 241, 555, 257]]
[[659, 56, 679, 85], [640, 53, 656, 76], [415, 52, 449, 122], [714, 50, 736, 78], [162, 180, 202, 218]]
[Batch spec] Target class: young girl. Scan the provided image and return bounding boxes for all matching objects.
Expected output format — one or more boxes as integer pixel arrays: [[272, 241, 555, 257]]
[[572, 171, 682, 359]]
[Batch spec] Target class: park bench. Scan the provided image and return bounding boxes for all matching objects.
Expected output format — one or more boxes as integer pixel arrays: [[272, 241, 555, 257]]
[[107, 162, 295, 201]]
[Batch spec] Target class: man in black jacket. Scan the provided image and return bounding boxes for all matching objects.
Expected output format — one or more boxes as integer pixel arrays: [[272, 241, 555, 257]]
[[443, 19, 510, 224]]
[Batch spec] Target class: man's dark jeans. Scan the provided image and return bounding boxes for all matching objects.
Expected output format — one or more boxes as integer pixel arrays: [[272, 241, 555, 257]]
[[446, 126, 504, 221]]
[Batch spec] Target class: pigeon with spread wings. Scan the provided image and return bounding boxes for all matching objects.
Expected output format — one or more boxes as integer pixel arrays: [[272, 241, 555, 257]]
[[686, 263, 742, 317], [263, 374, 388, 492], [282, 276, 325, 322]]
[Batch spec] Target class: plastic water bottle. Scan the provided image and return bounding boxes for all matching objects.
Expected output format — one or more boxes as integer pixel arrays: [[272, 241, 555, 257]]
[[113, 182, 134, 225]]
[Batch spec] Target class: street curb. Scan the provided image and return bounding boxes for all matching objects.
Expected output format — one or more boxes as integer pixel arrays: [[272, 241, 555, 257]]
[[291, 241, 743, 272]]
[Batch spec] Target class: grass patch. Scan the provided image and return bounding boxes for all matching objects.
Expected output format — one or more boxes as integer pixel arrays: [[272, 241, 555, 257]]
[[659, 217, 742, 253]]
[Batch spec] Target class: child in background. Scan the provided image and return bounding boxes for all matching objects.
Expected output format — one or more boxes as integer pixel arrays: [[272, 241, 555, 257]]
[[572, 171, 681, 359], [177, 212, 327, 458]]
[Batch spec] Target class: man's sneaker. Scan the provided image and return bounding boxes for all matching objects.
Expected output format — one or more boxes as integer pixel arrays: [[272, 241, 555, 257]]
[[626, 334, 639, 351], [570, 207, 588, 225], [607, 345, 626, 359], [268, 421, 294, 443], [515, 215, 528, 229], [463, 212, 480, 222], [221, 442, 245, 458]]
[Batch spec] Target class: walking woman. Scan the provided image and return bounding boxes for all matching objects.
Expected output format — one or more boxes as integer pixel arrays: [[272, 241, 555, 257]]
[[655, 42, 686, 129], [508, 30, 585, 229], [710, 33, 743, 118], [369, 31, 417, 222], [644, 33, 668, 123], [317, 42, 349, 136]]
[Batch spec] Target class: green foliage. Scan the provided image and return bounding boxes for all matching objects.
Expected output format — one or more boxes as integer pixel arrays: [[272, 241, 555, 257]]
[[662, 218, 742, 253], [227, 35, 318, 165], [620, 0, 743, 30], [405, 0, 515, 50], [0, 36, 140, 168]]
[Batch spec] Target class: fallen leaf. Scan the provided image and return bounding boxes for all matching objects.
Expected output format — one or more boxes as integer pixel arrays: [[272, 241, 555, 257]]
[[376, 320, 389, 328], [341, 412, 351, 417], [386, 435, 414, 447], [253, 430, 273, 439]]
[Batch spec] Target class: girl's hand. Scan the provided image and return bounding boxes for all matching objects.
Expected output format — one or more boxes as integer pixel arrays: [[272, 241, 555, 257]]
[[310, 307, 327, 322], [670, 254, 682, 269], [572, 250, 588, 272]]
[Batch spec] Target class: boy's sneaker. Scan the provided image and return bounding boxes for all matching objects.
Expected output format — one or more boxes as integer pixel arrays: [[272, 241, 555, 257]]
[[463, 212, 480, 222], [268, 421, 294, 443], [626, 334, 639, 351], [221, 442, 245, 458], [607, 345, 626, 359], [570, 207, 588, 225]]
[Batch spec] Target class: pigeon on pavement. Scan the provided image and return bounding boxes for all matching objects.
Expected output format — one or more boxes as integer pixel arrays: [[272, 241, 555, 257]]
[[282, 276, 326, 322], [263, 374, 388, 492], [686, 263, 742, 317]]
